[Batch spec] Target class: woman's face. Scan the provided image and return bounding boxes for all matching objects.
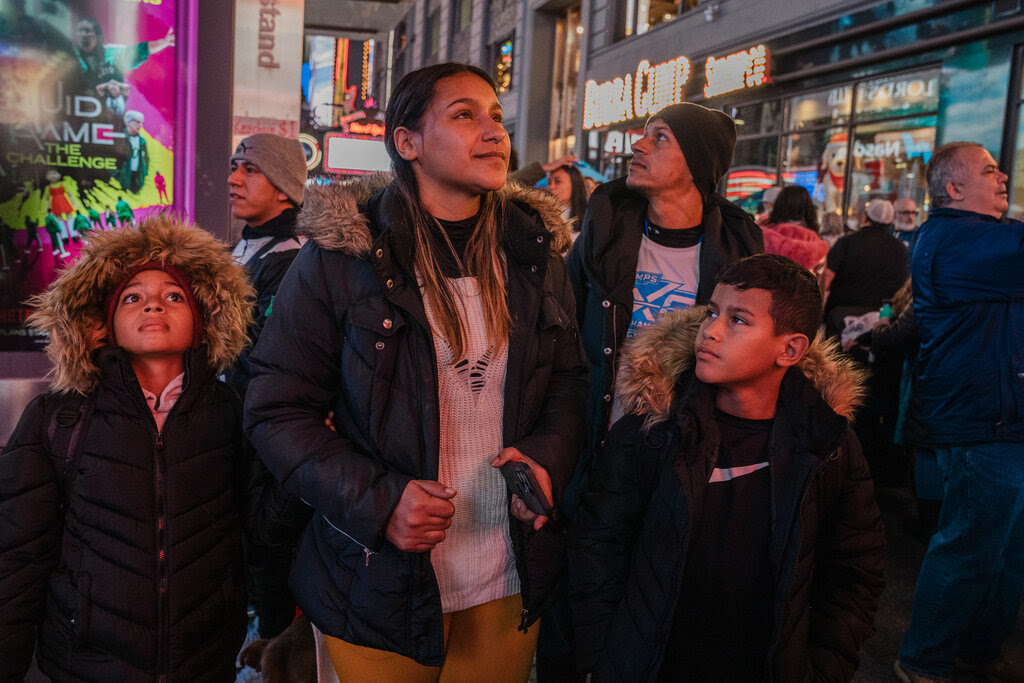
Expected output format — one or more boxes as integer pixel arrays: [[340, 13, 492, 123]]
[[76, 20, 98, 52], [401, 72, 510, 200], [547, 168, 572, 205]]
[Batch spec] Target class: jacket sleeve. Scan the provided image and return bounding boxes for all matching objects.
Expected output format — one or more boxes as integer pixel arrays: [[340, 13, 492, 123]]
[[565, 216, 590, 332], [0, 395, 62, 682], [808, 430, 886, 682], [568, 413, 647, 673], [244, 245, 412, 552], [869, 305, 917, 361], [509, 253, 589, 496]]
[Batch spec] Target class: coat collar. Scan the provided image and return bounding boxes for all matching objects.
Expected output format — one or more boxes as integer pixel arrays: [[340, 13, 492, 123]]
[[296, 173, 575, 262], [616, 306, 867, 429]]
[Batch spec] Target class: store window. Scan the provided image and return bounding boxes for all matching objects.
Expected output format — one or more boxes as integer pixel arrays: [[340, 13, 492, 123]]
[[621, 0, 698, 39], [854, 69, 940, 123], [846, 116, 935, 222], [425, 7, 441, 62], [785, 87, 851, 131], [727, 137, 780, 211], [1010, 53, 1024, 219], [724, 66, 939, 223], [549, 5, 583, 160], [493, 34, 514, 94], [453, 0, 472, 35]]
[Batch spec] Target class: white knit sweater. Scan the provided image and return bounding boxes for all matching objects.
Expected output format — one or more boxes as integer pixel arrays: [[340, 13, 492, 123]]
[[422, 277, 519, 613]]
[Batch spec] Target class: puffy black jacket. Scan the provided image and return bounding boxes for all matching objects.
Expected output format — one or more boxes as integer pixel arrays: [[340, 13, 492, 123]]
[[566, 177, 764, 453], [244, 177, 588, 666], [569, 308, 885, 682], [0, 348, 248, 682]]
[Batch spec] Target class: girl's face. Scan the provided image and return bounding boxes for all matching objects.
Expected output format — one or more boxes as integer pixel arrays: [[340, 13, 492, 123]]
[[547, 168, 572, 205], [398, 73, 510, 203], [113, 269, 194, 359], [76, 20, 98, 52]]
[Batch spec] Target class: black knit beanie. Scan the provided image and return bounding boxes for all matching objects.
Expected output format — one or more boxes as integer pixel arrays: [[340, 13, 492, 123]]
[[648, 102, 737, 200]]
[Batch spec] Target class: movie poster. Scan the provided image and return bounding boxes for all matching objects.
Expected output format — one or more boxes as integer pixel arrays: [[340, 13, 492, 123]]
[[0, 0, 177, 351]]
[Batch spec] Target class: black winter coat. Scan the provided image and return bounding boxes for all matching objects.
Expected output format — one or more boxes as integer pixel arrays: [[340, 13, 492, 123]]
[[0, 347, 247, 683], [569, 308, 885, 682], [244, 179, 588, 666], [566, 178, 764, 453]]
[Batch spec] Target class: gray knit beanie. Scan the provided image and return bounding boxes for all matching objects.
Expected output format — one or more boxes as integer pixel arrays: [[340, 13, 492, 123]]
[[230, 134, 308, 205], [648, 102, 737, 200]]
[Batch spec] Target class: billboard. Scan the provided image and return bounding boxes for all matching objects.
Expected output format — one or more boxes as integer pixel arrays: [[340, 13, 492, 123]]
[[0, 0, 177, 351]]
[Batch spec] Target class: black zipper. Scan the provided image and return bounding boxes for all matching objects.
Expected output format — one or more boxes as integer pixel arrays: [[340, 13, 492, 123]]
[[152, 356, 190, 680]]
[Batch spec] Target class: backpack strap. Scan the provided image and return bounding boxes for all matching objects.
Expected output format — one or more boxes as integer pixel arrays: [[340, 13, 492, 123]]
[[45, 393, 96, 511]]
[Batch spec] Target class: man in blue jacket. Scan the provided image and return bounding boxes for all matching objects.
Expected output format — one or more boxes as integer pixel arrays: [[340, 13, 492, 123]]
[[896, 142, 1024, 683]]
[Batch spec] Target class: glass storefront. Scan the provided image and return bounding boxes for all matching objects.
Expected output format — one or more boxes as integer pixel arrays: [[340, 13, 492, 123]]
[[724, 66, 939, 223]]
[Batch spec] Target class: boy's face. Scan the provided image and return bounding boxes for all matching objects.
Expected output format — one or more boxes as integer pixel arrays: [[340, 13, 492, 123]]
[[112, 269, 194, 359], [695, 284, 797, 391]]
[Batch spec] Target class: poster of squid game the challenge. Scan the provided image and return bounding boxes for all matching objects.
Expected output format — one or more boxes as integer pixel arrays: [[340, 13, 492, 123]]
[[0, 0, 177, 351]]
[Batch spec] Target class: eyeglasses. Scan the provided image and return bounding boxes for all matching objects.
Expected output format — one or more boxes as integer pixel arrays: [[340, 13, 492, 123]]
[[896, 210, 919, 216]]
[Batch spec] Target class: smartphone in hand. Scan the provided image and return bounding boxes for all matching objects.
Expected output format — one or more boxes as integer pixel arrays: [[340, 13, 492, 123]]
[[499, 461, 554, 517]]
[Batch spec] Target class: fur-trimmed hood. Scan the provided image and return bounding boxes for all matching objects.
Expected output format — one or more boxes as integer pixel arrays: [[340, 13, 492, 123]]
[[27, 214, 255, 395], [616, 307, 867, 425], [296, 173, 576, 256]]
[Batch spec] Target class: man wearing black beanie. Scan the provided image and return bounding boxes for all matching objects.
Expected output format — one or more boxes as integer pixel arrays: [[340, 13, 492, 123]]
[[566, 102, 763, 453], [539, 103, 762, 682]]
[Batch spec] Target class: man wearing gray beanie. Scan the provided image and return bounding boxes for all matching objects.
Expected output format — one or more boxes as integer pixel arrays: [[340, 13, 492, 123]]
[[225, 133, 310, 656], [543, 102, 763, 682]]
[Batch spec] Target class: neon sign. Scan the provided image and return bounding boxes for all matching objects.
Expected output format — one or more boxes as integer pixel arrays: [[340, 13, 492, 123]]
[[704, 45, 769, 98], [583, 56, 691, 129]]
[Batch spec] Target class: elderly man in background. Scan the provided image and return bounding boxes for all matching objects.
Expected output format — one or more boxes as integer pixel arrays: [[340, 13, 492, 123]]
[[895, 142, 1024, 683]]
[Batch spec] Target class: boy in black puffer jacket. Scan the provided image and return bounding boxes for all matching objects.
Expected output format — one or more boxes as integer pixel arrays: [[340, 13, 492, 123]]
[[0, 216, 254, 682], [569, 254, 885, 682]]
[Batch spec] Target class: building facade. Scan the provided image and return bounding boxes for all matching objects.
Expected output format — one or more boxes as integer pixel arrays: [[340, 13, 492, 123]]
[[573, 0, 1024, 221]]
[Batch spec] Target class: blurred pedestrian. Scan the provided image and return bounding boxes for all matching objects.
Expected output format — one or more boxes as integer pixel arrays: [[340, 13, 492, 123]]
[[545, 162, 589, 244], [224, 133, 310, 670], [759, 184, 829, 273]]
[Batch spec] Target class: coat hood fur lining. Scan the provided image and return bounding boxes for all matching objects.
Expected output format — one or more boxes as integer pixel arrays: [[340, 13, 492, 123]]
[[297, 173, 576, 257], [27, 214, 255, 395], [615, 307, 867, 426]]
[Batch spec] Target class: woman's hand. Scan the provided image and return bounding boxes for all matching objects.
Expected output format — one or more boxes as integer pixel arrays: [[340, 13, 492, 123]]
[[385, 481, 456, 552], [491, 447, 553, 531]]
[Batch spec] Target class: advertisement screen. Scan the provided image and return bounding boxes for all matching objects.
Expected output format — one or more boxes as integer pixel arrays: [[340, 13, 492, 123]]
[[0, 0, 177, 351]]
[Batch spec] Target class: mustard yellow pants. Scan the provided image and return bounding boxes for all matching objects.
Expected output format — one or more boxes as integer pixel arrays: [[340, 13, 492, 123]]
[[324, 594, 538, 682]]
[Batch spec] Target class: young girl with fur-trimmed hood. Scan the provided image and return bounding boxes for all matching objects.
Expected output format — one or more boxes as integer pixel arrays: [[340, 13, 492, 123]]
[[0, 215, 254, 682]]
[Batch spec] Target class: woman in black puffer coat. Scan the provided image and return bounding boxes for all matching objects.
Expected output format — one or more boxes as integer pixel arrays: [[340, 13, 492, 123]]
[[245, 63, 587, 679]]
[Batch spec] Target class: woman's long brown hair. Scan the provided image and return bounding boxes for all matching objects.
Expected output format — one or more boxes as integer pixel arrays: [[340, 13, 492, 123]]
[[384, 62, 511, 361]]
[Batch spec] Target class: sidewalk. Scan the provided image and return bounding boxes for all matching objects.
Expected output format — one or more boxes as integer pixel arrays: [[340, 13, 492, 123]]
[[854, 486, 1024, 682]]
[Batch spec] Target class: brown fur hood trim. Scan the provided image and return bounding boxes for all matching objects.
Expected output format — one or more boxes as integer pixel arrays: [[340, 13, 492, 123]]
[[27, 214, 255, 395], [616, 307, 867, 425], [297, 173, 576, 256]]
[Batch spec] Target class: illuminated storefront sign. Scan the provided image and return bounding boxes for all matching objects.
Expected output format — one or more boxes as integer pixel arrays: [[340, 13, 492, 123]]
[[704, 45, 769, 98], [583, 56, 691, 129], [583, 45, 771, 129]]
